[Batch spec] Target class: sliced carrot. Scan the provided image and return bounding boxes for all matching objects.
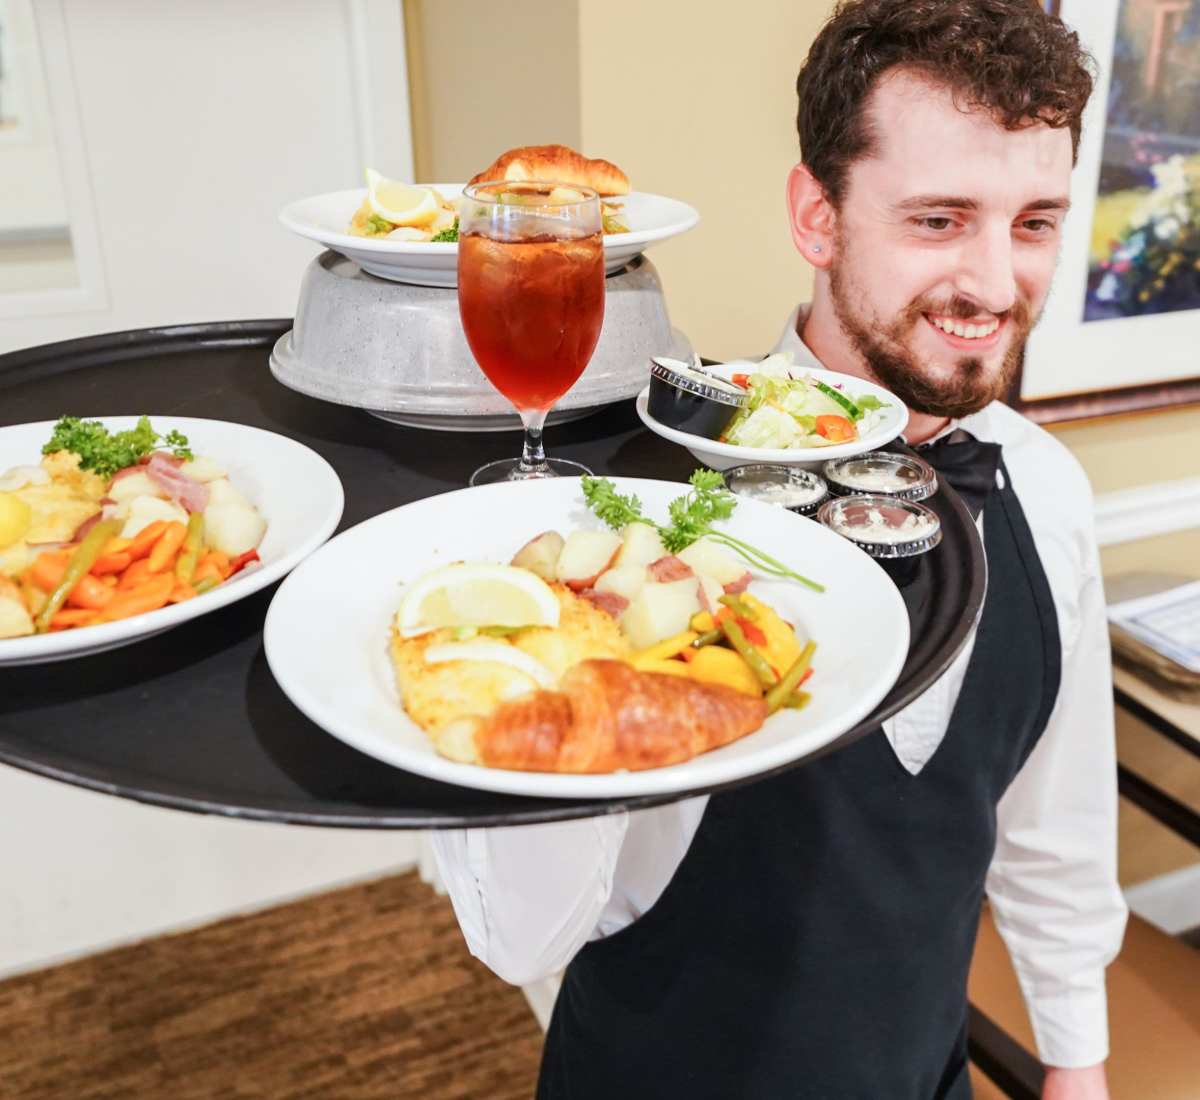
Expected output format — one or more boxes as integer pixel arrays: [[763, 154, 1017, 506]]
[[117, 558, 154, 590], [95, 574, 175, 623], [169, 582, 197, 604], [29, 551, 71, 593], [147, 521, 188, 573], [66, 574, 116, 611], [100, 574, 119, 588], [100, 536, 133, 556], [49, 608, 100, 631], [91, 551, 132, 576], [126, 521, 169, 561]]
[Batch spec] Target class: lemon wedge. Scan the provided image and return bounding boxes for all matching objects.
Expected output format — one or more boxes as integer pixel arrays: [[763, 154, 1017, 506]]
[[366, 169, 438, 227], [396, 563, 560, 638]]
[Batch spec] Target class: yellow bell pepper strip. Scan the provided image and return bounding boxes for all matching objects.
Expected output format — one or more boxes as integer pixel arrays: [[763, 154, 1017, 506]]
[[765, 641, 817, 714], [174, 514, 206, 584], [687, 645, 762, 696], [631, 630, 700, 668], [34, 519, 121, 633]]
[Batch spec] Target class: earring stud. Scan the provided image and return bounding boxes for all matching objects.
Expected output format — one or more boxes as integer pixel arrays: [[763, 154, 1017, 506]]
[[811, 244, 823, 253]]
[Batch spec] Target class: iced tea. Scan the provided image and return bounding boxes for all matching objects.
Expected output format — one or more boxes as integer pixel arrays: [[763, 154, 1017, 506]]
[[458, 231, 605, 412]]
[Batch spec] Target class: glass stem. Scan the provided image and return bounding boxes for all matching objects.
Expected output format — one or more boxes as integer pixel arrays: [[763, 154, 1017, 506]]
[[519, 409, 550, 474]]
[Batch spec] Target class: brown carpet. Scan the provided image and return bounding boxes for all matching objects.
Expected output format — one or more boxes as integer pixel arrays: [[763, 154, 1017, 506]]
[[0, 872, 544, 1099]]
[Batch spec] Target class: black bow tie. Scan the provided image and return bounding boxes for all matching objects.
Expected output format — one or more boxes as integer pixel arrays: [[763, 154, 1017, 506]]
[[915, 429, 1002, 520]]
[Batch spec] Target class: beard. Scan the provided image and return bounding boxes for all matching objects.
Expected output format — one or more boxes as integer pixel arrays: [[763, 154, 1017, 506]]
[[827, 248, 1036, 420]]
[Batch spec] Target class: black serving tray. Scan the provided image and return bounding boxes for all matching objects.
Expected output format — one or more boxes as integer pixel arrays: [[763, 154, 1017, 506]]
[[0, 322, 985, 828]]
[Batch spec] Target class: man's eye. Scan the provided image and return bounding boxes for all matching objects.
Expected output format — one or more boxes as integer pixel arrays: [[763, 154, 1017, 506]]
[[1020, 218, 1056, 233], [918, 217, 955, 231]]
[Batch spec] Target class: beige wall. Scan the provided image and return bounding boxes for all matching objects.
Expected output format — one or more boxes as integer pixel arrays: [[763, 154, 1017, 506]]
[[405, 0, 581, 183], [406, 0, 1199, 580]]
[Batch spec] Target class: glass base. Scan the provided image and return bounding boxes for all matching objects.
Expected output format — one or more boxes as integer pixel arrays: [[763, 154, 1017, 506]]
[[469, 456, 593, 487]]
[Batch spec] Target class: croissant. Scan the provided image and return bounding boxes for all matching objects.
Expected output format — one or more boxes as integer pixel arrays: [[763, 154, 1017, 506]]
[[469, 144, 631, 197], [434, 659, 767, 773]]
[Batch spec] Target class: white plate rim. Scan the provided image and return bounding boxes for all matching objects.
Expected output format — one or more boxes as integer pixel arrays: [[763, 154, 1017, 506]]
[[262, 476, 909, 800], [277, 186, 701, 256], [0, 416, 344, 665], [634, 370, 910, 465]]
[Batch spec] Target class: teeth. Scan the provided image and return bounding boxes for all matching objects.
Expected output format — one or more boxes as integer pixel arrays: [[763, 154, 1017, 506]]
[[929, 316, 998, 339]]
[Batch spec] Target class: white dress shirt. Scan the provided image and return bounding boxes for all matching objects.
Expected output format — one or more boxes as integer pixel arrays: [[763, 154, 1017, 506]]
[[432, 307, 1128, 1069]]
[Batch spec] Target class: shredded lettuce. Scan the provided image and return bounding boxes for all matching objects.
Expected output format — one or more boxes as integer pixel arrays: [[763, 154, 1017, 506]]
[[721, 372, 889, 449]]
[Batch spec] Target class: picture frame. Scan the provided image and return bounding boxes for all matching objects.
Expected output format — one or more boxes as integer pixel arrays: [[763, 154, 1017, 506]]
[[1009, 0, 1200, 424]]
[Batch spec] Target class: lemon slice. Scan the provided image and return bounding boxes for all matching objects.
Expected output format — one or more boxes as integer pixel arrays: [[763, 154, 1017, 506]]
[[366, 169, 438, 227], [423, 640, 556, 689], [396, 563, 560, 638]]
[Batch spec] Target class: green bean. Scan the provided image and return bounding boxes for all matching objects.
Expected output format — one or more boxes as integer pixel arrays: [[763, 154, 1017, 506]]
[[690, 628, 723, 648], [174, 514, 206, 584], [719, 617, 777, 688], [193, 576, 220, 595], [765, 641, 817, 714], [35, 519, 122, 633], [717, 593, 757, 620]]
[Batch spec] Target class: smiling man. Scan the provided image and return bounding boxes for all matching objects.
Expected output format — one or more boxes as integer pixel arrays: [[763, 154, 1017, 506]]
[[432, 3, 1128, 1099]]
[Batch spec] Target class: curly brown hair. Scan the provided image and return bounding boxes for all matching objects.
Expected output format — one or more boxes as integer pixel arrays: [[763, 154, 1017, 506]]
[[796, 0, 1095, 205]]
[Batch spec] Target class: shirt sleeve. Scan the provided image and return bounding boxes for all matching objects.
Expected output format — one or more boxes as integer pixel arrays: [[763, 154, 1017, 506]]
[[985, 555, 1128, 1069], [430, 811, 630, 987]]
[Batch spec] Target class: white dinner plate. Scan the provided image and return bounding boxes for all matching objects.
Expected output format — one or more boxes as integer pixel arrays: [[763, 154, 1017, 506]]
[[635, 368, 909, 471], [263, 477, 909, 799], [0, 417, 343, 666], [278, 185, 700, 287]]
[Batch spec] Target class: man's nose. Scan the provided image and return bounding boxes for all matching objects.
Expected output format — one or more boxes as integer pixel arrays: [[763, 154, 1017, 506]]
[[954, 225, 1018, 316]]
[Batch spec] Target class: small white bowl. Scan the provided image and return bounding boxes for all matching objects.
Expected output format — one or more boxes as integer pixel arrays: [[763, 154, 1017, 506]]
[[634, 368, 908, 471]]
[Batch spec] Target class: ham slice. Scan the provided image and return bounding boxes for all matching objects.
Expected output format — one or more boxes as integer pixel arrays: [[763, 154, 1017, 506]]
[[647, 555, 693, 583], [723, 573, 751, 594], [145, 453, 209, 513], [579, 588, 629, 618]]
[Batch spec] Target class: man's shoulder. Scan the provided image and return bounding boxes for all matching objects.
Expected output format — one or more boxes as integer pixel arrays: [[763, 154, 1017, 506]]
[[969, 401, 1094, 515]]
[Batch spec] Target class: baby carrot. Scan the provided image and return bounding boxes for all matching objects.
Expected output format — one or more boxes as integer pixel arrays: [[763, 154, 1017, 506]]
[[95, 574, 175, 622], [91, 551, 132, 576], [29, 552, 71, 593], [49, 608, 100, 631], [118, 558, 154, 590], [126, 521, 169, 561], [191, 559, 222, 586], [197, 549, 232, 580], [169, 581, 197, 604], [66, 574, 116, 611], [147, 521, 188, 573]]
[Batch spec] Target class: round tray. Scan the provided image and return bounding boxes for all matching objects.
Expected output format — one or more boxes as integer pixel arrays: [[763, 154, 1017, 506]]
[[0, 322, 985, 828]]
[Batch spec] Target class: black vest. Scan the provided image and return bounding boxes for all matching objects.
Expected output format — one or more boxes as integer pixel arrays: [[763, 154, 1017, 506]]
[[538, 461, 1062, 1100]]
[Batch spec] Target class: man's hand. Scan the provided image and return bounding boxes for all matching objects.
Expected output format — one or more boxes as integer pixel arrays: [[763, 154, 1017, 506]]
[[1042, 1063, 1110, 1100]]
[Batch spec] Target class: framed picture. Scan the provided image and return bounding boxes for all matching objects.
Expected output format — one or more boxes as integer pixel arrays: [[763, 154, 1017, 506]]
[[1010, 0, 1200, 423]]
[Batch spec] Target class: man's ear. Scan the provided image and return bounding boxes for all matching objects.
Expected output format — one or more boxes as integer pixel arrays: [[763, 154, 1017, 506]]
[[786, 163, 835, 269]]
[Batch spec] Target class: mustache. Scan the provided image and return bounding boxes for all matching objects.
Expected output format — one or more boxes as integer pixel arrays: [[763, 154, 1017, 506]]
[[905, 295, 1032, 327]]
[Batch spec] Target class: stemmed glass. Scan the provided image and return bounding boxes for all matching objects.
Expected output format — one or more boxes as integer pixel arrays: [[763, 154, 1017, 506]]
[[457, 180, 605, 486]]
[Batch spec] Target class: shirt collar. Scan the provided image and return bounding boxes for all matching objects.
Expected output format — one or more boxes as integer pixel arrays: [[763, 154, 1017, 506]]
[[770, 302, 993, 445]]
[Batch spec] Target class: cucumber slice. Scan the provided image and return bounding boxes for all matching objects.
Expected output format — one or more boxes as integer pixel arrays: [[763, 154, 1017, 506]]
[[813, 380, 861, 420]]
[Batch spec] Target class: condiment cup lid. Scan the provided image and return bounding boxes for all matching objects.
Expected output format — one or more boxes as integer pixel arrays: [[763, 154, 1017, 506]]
[[723, 463, 829, 516], [649, 357, 747, 408], [816, 494, 942, 558], [822, 451, 937, 502]]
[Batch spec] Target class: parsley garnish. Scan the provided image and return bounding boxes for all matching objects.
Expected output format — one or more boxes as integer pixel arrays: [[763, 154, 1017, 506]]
[[582, 469, 823, 592], [431, 218, 459, 243], [42, 415, 194, 478]]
